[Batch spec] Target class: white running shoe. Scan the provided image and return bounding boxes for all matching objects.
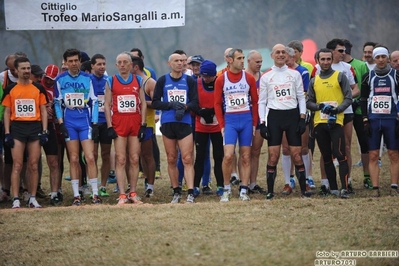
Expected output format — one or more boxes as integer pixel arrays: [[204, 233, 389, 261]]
[[28, 198, 42, 208], [12, 199, 21, 209], [220, 190, 231, 202], [171, 193, 181, 204], [239, 193, 250, 201]]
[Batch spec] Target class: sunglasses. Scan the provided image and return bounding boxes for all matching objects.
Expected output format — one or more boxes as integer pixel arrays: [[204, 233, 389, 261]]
[[336, 49, 346, 53]]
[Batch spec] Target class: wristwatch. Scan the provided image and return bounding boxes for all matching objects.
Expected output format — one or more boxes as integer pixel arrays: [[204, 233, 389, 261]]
[[42, 129, 49, 134]]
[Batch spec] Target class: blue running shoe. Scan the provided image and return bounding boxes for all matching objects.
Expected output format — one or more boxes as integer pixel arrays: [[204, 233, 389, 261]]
[[307, 176, 316, 189], [64, 176, 71, 181], [193, 187, 200, 197], [107, 175, 117, 184], [216, 187, 224, 196], [290, 177, 296, 189]]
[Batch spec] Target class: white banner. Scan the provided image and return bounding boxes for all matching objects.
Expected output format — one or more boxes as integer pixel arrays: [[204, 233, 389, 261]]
[[5, 0, 185, 30]]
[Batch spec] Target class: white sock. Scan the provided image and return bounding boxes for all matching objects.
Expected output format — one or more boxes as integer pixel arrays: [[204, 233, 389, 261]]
[[71, 179, 80, 197], [348, 177, 352, 184], [282, 155, 291, 185], [147, 184, 154, 190], [249, 182, 256, 190], [321, 179, 330, 189], [224, 184, 231, 192], [240, 188, 247, 195], [302, 153, 311, 177], [51, 192, 57, 199], [89, 178, 99, 196]]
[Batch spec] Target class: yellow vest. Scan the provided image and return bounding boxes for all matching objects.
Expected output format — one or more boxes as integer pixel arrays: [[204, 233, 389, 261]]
[[313, 71, 344, 127], [143, 77, 156, 129]]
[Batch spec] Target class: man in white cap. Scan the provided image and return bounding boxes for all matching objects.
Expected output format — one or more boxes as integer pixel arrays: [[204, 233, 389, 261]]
[[360, 45, 399, 197]]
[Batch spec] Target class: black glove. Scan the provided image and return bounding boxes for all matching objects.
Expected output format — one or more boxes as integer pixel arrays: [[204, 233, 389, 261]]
[[59, 123, 69, 139], [327, 114, 337, 129], [203, 115, 214, 124], [296, 118, 306, 135], [91, 124, 99, 142], [259, 123, 270, 140], [175, 108, 185, 121], [39, 132, 49, 146], [364, 120, 371, 137], [168, 101, 185, 110], [107, 127, 118, 139], [138, 125, 146, 142], [321, 104, 333, 114], [5, 133, 14, 148], [198, 108, 214, 117], [329, 107, 338, 115], [318, 103, 326, 110]]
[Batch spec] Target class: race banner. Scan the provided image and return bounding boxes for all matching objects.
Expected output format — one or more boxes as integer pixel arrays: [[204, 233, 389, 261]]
[[4, 0, 185, 30]]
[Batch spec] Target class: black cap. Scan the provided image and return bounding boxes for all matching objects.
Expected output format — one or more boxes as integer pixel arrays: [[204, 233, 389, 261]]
[[31, 65, 45, 76]]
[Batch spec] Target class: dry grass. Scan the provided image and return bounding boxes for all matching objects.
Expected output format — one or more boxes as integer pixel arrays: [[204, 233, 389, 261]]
[[0, 134, 399, 266]]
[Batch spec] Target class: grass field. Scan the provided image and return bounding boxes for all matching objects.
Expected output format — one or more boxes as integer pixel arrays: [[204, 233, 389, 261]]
[[0, 135, 399, 265]]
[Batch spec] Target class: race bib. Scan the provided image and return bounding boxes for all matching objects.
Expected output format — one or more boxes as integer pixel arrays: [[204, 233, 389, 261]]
[[65, 93, 84, 108], [97, 95, 105, 112], [117, 95, 136, 113], [320, 101, 337, 120], [15, 99, 36, 118], [167, 89, 187, 103], [371, 96, 391, 114], [274, 84, 293, 102], [226, 93, 248, 112]]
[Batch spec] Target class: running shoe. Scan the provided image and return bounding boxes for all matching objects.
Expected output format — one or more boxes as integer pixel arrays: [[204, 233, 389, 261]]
[[220, 190, 230, 202], [281, 184, 292, 195], [28, 198, 42, 208], [0, 191, 11, 202], [117, 194, 128, 205], [50, 195, 62, 206], [266, 193, 274, 200], [239, 193, 250, 201], [72, 196, 82, 206], [12, 199, 21, 209], [363, 177, 373, 190], [202, 185, 213, 195], [230, 175, 240, 186], [370, 189, 380, 198], [216, 187, 224, 197], [113, 184, 119, 193], [248, 185, 267, 195], [171, 193, 182, 203], [155, 171, 162, 179], [318, 185, 329, 197], [390, 188, 399, 197], [36, 187, 47, 198], [193, 187, 200, 197], [99, 187, 110, 197], [307, 177, 316, 189], [290, 177, 296, 189], [340, 189, 350, 199], [186, 193, 195, 203], [128, 192, 143, 204], [145, 189, 154, 198], [92, 194, 102, 204]]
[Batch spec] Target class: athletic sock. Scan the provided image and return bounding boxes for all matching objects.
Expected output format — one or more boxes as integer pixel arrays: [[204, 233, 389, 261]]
[[266, 165, 277, 194], [89, 178, 99, 196], [302, 153, 311, 177], [147, 184, 154, 190], [282, 155, 291, 185], [50, 192, 58, 199], [321, 179, 330, 189], [71, 179, 80, 197], [295, 164, 307, 194], [249, 182, 256, 190], [240, 186, 248, 195]]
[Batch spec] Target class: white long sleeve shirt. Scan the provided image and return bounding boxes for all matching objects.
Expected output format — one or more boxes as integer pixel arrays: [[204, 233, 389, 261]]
[[258, 65, 306, 123]]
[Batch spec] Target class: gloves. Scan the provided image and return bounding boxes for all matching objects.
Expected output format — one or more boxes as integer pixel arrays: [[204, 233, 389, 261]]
[[320, 104, 333, 114], [138, 125, 146, 142], [327, 114, 337, 129], [91, 124, 99, 142], [329, 108, 338, 115], [198, 108, 214, 117], [175, 108, 185, 121], [203, 115, 214, 124], [5, 133, 14, 148], [168, 101, 185, 110], [364, 119, 371, 137], [296, 118, 306, 135], [259, 123, 270, 140], [39, 132, 49, 146], [59, 123, 69, 139], [107, 127, 118, 139]]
